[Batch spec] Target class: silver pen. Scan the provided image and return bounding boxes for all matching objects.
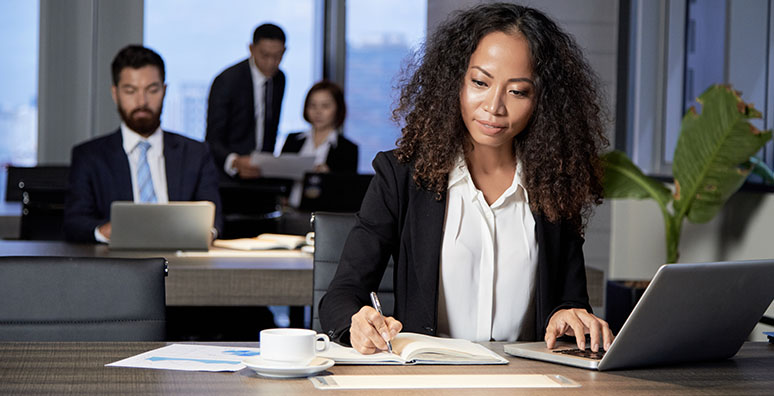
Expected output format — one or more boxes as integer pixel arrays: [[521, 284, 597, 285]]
[[369, 291, 393, 354]]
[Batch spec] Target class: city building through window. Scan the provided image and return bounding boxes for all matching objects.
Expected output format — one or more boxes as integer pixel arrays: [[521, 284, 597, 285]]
[[0, 0, 39, 202]]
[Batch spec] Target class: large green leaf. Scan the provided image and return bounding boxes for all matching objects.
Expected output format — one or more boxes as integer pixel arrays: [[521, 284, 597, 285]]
[[602, 150, 672, 211], [673, 85, 772, 223]]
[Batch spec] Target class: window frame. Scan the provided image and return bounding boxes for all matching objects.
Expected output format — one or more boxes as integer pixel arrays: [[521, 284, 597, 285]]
[[622, 0, 774, 177]]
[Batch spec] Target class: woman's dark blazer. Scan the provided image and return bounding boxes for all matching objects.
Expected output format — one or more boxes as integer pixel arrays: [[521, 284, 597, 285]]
[[281, 132, 359, 172], [318, 150, 592, 345]]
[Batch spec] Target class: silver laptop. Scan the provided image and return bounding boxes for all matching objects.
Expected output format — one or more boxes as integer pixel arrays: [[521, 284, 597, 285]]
[[109, 201, 214, 251], [504, 260, 774, 370]]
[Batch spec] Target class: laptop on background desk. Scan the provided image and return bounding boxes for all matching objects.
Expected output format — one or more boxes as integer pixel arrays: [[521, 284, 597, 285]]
[[109, 201, 215, 251], [504, 260, 774, 370], [299, 172, 373, 213]]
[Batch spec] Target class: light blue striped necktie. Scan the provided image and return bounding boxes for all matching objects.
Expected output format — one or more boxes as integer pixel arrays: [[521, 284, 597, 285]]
[[136, 141, 157, 203]]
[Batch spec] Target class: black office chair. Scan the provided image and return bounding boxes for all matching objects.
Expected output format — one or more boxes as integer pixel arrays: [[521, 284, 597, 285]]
[[5, 165, 70, 240], [0, 256, 168, 341], [311, 212, 394, 332], [5, 165, 69, 202], [19, 186, 68, 240]]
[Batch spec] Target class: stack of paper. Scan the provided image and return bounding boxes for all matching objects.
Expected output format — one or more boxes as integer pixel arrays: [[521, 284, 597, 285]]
[[213, 234, 307, 251]]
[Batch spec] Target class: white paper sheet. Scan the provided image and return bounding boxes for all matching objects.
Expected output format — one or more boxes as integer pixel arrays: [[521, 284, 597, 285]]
[[106, 344, 261, 372], [250, 152, 316, 180], [309, 374, 580, 389]]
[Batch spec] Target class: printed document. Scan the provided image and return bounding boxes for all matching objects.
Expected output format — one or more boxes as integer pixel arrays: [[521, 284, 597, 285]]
[[106, 344, 260, 372]]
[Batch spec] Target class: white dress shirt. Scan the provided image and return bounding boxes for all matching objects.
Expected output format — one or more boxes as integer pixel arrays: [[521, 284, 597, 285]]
[[437, 156, 538, 342], [121, 124, 169, 204], [224, 56, 269, 176], [94, 124, 169, 242], [288, 129, 339, 207]]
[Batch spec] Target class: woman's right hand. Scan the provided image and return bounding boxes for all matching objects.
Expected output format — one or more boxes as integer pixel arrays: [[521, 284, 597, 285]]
[[350, 306, 403, 354]]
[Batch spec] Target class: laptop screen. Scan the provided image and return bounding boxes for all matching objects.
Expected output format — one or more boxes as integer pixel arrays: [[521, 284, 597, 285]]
[[299, 173, 373, 213]]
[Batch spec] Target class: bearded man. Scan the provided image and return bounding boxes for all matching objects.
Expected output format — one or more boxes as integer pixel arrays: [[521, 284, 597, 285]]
[[63, 45, 223, 243]]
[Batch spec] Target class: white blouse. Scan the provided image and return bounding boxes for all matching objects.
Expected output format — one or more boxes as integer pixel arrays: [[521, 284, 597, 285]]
[[296, 129, 338, 166], [437, 157, 538, 342]]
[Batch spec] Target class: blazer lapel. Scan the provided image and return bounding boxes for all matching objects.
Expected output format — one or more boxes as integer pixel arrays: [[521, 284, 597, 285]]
[[163, 132, 182, 200], [242, 60, 256, 146], [106, 130, 133, 201], [412, 188, 447, 330]]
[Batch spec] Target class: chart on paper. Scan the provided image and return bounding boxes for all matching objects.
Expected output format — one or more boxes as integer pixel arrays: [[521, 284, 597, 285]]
[[106, 344, 261, 372]]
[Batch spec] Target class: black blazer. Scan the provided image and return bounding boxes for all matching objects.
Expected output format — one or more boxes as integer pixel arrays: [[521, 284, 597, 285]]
[[63, 130, 223, 243], [280, 132, 359, 172], [205, 59, 286, 172], [319, 151, 591, 345]]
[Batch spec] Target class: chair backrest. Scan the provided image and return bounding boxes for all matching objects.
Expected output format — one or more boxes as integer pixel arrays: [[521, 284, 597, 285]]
[[312, 212, 394, 332], [0, 256, 167, 341], [5, 165, 69, 202], [19, 186, 68, 240]]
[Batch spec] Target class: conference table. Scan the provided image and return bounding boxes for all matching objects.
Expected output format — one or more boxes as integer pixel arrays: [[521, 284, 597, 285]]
[[0, 341, 771, 395], [0, 240, 313, 306]]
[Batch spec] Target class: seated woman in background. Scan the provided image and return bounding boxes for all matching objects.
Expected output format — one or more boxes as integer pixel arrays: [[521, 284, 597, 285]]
[[282, 80, 358, 173], [282, 80, 358, 207], [319, 3, 613, 354]]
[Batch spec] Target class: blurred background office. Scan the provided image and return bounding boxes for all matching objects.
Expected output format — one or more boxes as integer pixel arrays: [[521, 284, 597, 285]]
[[1, 0, 774, 337]]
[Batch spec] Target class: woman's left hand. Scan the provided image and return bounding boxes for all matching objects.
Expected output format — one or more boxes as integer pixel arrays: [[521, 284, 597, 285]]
[[545, 308, 614, 352]]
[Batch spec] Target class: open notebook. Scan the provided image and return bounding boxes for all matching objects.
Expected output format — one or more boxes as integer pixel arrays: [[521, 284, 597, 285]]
[[318, 333, 508, 365]]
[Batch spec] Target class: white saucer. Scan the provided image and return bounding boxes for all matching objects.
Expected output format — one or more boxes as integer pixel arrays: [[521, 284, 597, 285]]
[[243, 356, 334, 378]]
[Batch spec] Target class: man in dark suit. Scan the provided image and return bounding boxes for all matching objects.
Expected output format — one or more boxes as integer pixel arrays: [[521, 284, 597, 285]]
[[206, 23, 287, 179], [64, 45, 223, 243]]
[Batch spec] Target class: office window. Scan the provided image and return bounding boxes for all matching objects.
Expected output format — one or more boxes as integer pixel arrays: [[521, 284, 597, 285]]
[[0, 0, 39, 201], [625, 0, 774, 174], [663, 0, 726, 163], [345, 0, 427, 173], [144, 0, 319, 145]]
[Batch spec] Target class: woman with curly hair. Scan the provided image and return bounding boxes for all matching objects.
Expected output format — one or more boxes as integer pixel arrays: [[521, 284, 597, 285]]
[[319, 2, 613, 354]]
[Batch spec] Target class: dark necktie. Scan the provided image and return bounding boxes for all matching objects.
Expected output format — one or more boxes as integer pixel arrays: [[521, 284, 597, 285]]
[[262, 79, 274, 152]]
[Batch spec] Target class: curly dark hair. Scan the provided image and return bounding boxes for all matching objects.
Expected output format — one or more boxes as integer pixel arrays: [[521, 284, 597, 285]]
[[393, 3, 608, 232]]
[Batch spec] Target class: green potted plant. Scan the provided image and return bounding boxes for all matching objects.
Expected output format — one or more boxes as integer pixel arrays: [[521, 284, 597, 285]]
[[602, 84, 772, 331], [603, 84, 772, 264]]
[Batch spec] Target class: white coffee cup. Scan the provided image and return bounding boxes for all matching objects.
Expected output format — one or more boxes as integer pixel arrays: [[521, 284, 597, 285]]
[[260, 328, 330, 366]]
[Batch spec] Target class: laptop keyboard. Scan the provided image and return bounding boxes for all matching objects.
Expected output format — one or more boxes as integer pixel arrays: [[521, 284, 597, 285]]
[[553, 348, 606, 360]]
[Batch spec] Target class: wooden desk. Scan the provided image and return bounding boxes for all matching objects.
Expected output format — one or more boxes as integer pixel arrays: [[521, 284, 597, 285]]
[[0, 342, 772, 395], [0, 239, 600, 312], [0, 240, 313, 306]]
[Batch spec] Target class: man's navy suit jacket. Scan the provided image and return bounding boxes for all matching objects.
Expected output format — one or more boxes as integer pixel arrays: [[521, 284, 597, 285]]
[[63, 130, 223, 243], [205, 59, 286, 175]]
